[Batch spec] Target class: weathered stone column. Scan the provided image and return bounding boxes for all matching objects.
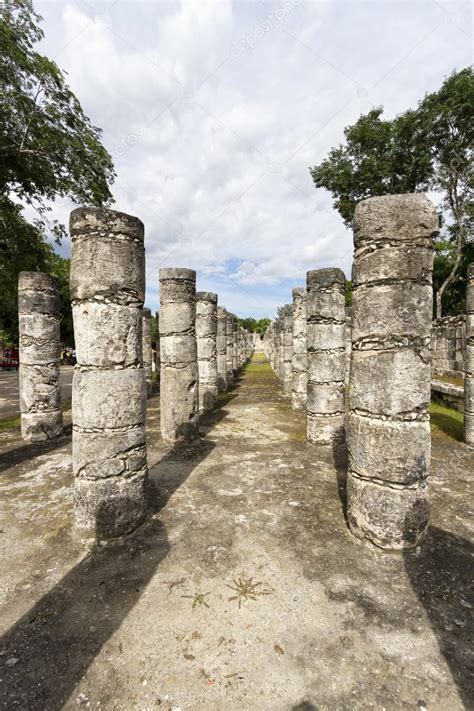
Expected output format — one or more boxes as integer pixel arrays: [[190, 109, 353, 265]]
[[226, 313, 234, 385], [159, 268, 199, 442], [277, 315, 285, 381], [155, 311, 161, 389], [196, 291, 218, 412], [282, 306, 293, 395], [347, 194, 437, 549], [464, 263, 474, 446], [217, 306, 228, 392], [18, 272, 63, 441], [291, 288, 307, 410], [232, 319, 239, 373], [306, 270, 346, 444], [142, 307, 153, 397], [70, 207, 148, 539]]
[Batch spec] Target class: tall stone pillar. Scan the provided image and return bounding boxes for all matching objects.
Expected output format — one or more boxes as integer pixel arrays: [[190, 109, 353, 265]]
[[291, 287, 307, 410], [272, 320, 279, 374], [155, 311, 161, 389], [282, 306, 293, 394], [232, 319, 239, 374], [347, 194, 437, 549], [142, 307, 153, 397], [70, 207, 148, 539], [159, 268, 199, 442], [18, 272, 63, 441], [226, 314, 234, 384], [217, 306, 228, 392], [306, 269, 346, 444], [196, 291, 218, 412], [278, 316, 285, 380], [464, 263, 474, 446]]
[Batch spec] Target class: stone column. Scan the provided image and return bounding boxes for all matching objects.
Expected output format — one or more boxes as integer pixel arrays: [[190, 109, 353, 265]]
[[70, 207, 148, 539], [159, 268, 199, 442], [282, 307, 293, 394], [306, 269, 346, 445], [291, 288, 307, 410], [196, 291, 218, 412], [225, 313, 234, 386], [142, 307, 153, 397], [347, 194, 437, 550], [155, 311, 161, 389], [464, 263, 474, 446], [217, 306, 228, 391], [232, 319, 239, 373], [18, 272, 63, 441]]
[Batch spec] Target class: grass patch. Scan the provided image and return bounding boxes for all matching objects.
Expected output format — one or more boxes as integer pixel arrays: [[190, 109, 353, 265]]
[[0, 398, 71, 434], [433, 373, 464, 388], [0, 414, 20, 433], [430, 401, 464, 442]]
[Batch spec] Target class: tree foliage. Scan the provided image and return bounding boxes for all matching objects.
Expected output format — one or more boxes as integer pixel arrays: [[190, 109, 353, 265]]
[[0, 0, 115, 344], [237, 317, 271, 334], [310, 68, 473, 317]]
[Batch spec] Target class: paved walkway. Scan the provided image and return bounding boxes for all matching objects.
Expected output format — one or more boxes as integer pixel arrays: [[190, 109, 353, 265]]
[[0, 367, 74, 419], [0, 354, 472, 709]]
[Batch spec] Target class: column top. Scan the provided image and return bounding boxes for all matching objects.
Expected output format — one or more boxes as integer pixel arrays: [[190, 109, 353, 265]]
[[18, 271, 58, 292], [142, 307, 152, 318], [70, 207, 144, 242], [353, 194, 438, 247], [159, 268, 196, 281], [307, 268, 345, 288], [196, 291, 218, 303]]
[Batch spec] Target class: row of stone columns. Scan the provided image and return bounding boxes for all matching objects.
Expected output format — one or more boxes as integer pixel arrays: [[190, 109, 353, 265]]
[[157, 271, 252, 444], [263, 194, 456, 550], [17, 207, 252, 540], [62, 214, 251, 539]]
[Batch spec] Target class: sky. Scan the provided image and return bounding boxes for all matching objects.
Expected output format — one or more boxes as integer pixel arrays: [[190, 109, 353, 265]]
[[34, 0, 472, 318]]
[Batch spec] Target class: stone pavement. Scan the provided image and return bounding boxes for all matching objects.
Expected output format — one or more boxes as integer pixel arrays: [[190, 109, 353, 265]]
[[0, 366, 74, 419], [0, 354, 472, 710]]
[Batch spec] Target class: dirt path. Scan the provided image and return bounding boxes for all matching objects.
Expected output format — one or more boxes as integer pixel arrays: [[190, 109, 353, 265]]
[[0, 353, 472, 709]]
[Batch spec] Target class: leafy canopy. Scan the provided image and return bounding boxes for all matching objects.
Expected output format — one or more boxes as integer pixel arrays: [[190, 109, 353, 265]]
[[310, 68, 473, 317], [0, 0, 115, 343]]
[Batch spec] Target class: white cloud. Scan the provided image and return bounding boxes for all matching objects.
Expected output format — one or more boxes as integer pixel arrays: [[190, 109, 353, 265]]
[[34, 0, 472, 318]]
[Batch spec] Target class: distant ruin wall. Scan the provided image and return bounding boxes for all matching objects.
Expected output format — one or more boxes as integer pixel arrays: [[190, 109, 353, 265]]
[[431, 315, 466, 378]]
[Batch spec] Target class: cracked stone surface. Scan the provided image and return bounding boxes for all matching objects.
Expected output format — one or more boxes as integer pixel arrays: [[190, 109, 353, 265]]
[[0, 353, 472, 710], [347, 194, 438, 550], [18, 271, 63, 442]]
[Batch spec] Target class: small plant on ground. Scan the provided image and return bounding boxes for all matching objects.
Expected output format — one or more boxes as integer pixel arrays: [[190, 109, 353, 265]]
[[226, 574, 272, 608]]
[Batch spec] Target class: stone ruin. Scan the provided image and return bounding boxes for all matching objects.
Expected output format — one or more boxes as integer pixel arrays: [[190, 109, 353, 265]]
[[465, 264, 474, 446], [306, 268, 345, 446], [264, 193, 473, 550], [69, 207, 149, 539], [16, 195, 472, 549], [18, 271, 63, 442]]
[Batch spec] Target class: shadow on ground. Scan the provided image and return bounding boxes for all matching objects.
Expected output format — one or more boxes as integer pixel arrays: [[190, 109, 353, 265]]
[[0, 425, 73, 473], [403, 526, 474, 708], [0, 371, 244, 710]]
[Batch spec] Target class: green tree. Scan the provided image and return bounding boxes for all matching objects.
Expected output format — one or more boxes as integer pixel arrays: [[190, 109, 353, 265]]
[[310, 68, 473, 317], [0, 0, 115, 343], [236, 317, 271, 334]]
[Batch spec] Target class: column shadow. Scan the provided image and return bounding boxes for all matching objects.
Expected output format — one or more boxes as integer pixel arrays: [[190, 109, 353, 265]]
[[0, 434, 218, 710], [403, 526, 474, 708], [0, 425, 72, 473], [0, 383, 239, 709]]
